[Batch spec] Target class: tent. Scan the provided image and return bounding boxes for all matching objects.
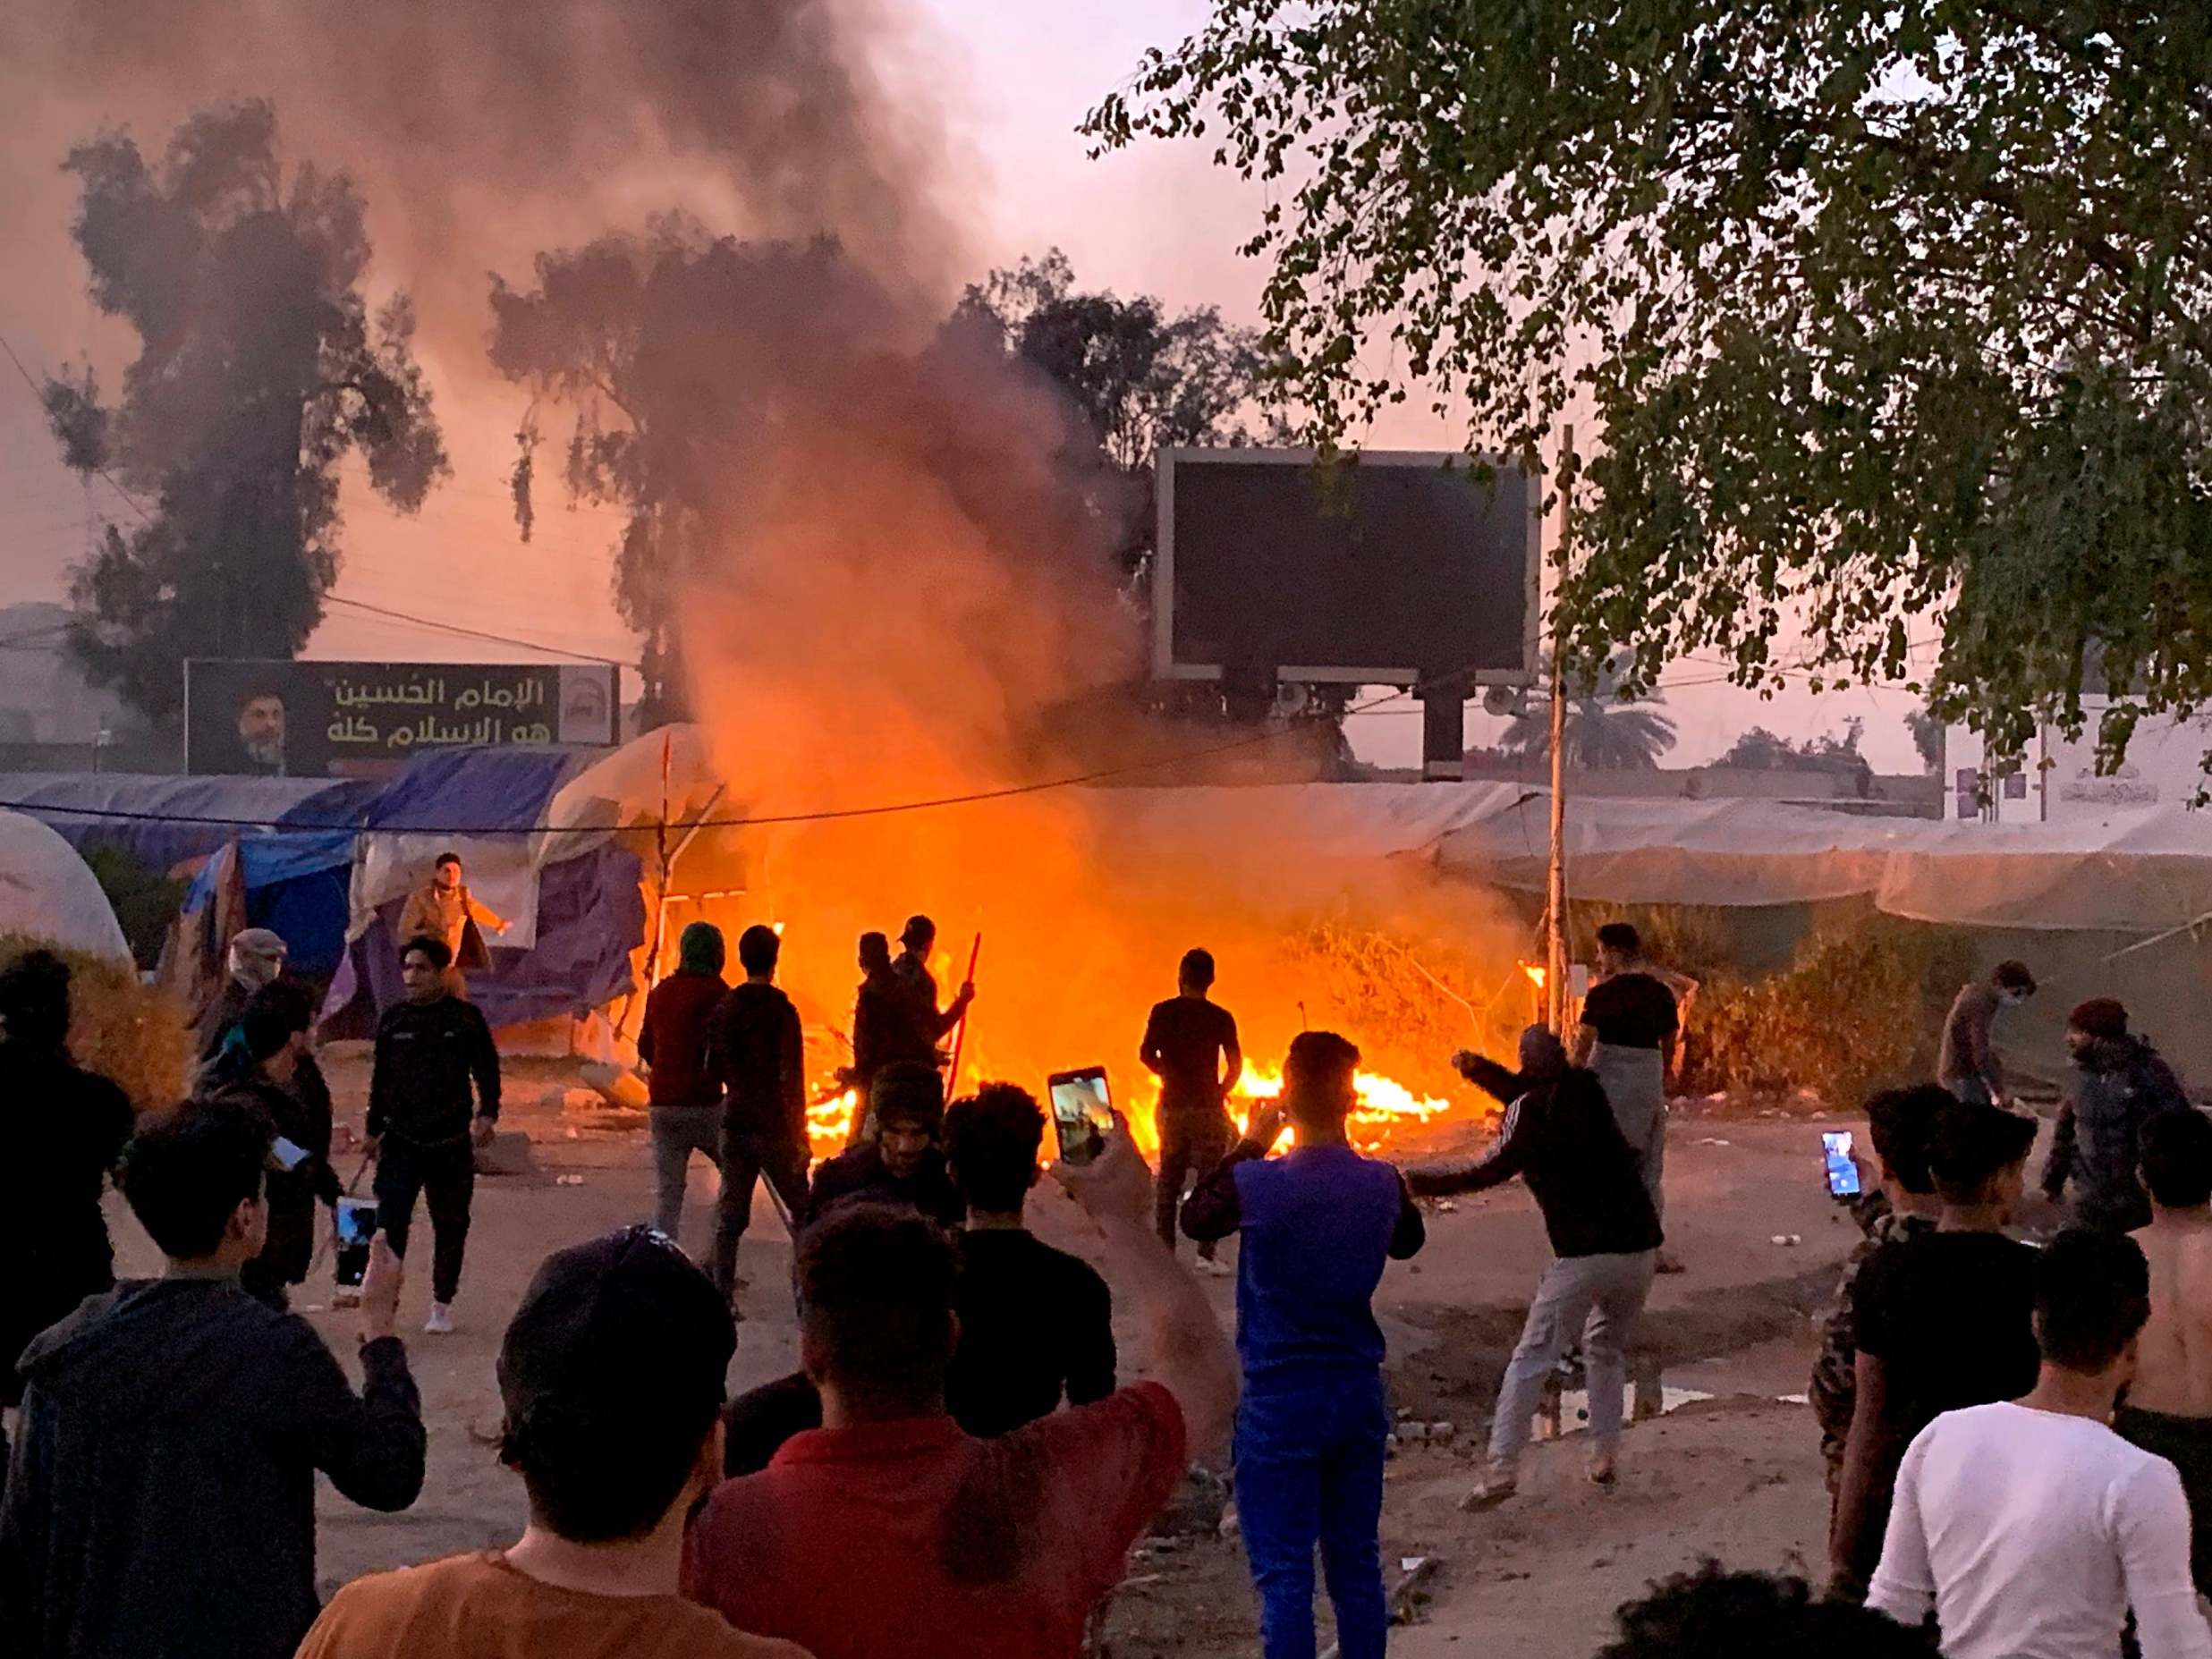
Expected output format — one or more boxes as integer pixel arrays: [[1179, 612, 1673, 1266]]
[[321, 745, 645, 1036], [0, 808, 131, 962], [0, 771, 377, 875]]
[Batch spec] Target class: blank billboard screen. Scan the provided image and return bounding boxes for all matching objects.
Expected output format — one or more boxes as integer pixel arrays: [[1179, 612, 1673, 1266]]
[[1159, 450, 1537, 684]]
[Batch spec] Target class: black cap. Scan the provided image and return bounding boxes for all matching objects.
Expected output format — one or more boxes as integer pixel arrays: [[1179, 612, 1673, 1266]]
[[499, 1227, 734, 1446], [901, 913, 936, 946]]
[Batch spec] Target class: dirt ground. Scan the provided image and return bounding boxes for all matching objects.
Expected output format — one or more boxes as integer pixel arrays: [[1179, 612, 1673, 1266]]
[[98, 1054, 1976, 1657]]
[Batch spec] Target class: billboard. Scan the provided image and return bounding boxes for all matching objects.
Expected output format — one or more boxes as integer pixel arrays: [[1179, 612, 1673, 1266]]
[[184, 659, 620, 777], [1155, 448, 1540, 688]]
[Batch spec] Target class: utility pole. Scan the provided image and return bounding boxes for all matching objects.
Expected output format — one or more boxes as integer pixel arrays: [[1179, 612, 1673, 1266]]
[[1545, 425, 1574, 1034]]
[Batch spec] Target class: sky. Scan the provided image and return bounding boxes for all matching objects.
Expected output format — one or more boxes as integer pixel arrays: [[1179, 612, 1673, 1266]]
[[0, 0, 1929, 773]]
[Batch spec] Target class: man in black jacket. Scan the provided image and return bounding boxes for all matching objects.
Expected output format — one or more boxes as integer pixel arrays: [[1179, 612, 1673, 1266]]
[[708, 924, 811, 1299], [368, 935, 502, 1334], [1408, 1025, 1662, 1502], [201, 980, 343, 1310], [0, 1098, 424, 1659], [0, 952, 134, 1420], [2043, 996, 2191, 1233]]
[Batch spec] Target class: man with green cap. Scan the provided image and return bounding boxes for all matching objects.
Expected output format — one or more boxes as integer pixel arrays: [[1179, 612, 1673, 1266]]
[[639, 922, 733, 1265]]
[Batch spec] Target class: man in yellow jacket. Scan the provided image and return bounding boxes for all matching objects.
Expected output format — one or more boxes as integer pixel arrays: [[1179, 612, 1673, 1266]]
[[396, 851, 509, 997]]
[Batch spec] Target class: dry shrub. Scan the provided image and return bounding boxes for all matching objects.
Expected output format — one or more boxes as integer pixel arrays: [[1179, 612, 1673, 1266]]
[[1280, 919, 1521, 1090], [1681, 910, 1978, 1110], [0, 935, 192, 1111]]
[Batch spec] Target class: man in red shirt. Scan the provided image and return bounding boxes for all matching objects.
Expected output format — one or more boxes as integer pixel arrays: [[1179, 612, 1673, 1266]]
[[638, 923, 732, 1276], [684, 1120, 1238, 1659]]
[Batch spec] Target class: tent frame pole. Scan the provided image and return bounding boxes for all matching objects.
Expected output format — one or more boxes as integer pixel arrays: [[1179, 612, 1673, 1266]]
[[1546, 425, 1574, 1035]]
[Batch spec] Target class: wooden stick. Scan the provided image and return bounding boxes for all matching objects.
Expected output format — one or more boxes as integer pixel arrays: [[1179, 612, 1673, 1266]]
[[945, 932, 983, 1093]]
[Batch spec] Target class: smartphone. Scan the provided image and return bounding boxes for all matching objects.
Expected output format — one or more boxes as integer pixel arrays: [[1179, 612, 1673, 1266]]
[[1822, 1130, 1861, 1200], [334, 1197, 380, 1289], [271, 1136, 309, 1172], [1047, 1066, 1114, 1166]]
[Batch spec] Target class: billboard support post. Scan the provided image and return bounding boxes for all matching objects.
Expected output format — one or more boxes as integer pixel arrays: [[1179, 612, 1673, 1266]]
[[1546, 426, 1574, 1035]]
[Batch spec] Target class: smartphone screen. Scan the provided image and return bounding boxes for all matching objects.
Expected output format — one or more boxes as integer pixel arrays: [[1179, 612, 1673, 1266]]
[[270, 1136, 309, 1172], [1047, 1067, 1114, 1166], [334, 1198, 380, 1288], [1822, 1130, 1861, 1199]]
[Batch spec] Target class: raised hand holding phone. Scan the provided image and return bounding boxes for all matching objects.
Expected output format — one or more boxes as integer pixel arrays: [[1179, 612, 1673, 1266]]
[[1051, 1110, 1152, 1233], [1245, 1100, 1290, 1154], [358, 1236, 403, 1345]]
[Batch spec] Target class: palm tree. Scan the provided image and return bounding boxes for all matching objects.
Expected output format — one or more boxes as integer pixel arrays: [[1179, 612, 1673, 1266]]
[[1500, 654, 1678, 770]]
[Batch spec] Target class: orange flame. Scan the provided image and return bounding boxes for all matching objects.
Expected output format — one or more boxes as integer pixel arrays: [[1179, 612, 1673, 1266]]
[[805, 1061, 1468, 1166]]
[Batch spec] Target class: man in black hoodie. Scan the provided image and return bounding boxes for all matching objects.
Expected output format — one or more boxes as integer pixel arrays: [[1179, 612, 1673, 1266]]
[[0, 1098, 425, 1659], [201, 980, 343, 1310], [1407, 1026, 1663, 1502], [368, 935, 502, 1335]]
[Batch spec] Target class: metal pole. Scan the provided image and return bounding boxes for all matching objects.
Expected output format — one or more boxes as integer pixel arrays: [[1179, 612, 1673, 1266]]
[[1546, 426, 1574, 1034]]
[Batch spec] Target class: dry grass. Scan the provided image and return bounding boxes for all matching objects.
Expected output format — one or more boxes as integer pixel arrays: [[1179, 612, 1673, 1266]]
[[0, 935, 192, 1111]]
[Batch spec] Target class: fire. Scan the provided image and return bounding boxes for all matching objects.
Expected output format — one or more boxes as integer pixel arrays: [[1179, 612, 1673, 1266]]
[[802, 1060, 1467, 1166], [1521, 962, 1547, 990], [808, 1087, 860, 1159], [1215, 1061, 1458, 1156]]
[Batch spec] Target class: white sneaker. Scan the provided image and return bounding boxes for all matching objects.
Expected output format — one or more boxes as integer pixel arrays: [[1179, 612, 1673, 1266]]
[[424, 1302, 455, 1335]]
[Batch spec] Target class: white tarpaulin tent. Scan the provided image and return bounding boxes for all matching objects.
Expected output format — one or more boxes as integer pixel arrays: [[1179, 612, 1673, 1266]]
[[0, 808, 131, 962], [531, 741, 2212, 940], [1422, 792, 2212, 934]]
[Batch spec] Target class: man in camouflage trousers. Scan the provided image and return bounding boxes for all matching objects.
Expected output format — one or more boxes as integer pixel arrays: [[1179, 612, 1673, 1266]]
[[1809, 1083, 1949, 1596]]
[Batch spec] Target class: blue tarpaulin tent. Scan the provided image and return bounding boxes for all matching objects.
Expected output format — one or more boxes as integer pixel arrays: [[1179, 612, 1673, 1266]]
[[178, 829, 360, 977], [0, 772, 377, 873], [323, 744, 642, 1034]]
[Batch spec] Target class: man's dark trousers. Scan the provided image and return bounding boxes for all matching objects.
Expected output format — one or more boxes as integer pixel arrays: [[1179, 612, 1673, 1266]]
[[374, 1138, 475, 1304]]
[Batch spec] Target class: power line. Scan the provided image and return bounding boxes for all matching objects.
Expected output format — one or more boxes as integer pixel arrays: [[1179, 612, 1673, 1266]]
[[319, 595, 635, 668]]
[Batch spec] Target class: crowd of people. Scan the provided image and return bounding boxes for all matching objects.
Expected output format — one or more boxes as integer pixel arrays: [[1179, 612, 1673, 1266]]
[[4, 895, 2212, 1657]]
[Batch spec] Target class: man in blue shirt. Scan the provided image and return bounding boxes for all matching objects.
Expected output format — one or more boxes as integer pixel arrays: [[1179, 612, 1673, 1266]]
[[1183, 1031, 1426, 1659]]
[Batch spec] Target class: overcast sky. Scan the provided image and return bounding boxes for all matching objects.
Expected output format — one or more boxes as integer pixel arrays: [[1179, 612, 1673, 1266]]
[[0, 0, 1930, 772]]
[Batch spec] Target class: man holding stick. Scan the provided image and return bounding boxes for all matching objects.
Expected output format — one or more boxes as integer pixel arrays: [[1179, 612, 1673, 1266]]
[[891, 915, 975, 1073]]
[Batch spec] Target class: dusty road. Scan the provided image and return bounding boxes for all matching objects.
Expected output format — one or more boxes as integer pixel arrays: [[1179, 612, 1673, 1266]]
[[101, 1057, 1910, 1656]]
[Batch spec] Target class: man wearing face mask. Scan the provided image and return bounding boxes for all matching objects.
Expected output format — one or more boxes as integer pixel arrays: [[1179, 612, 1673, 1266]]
[[196, 927, 291, 1069], [1935, 961, 2037, 1107], [2042, 997, 2191, 1234]]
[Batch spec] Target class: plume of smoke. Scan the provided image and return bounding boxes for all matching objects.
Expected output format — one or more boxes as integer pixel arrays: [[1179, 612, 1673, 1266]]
[[3, 0, 1524, 1114], [2, 0, 954, 346]]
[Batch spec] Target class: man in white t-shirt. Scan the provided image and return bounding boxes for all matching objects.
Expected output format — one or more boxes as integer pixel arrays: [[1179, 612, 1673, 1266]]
[[1869, 1228, 2212, 1659]]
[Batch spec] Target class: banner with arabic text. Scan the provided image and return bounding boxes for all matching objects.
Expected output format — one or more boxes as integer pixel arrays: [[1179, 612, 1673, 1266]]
[[184, 659, 619, 777]]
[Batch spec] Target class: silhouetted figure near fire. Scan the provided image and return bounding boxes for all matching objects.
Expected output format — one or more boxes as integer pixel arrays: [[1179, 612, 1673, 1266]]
[[841, 931, 920, 1149], [1140, 948, 1242, 1274], [893, 914, 973, 1068]]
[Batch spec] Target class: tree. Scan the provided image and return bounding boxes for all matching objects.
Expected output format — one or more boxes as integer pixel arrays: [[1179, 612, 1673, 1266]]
[[41, 102, 445, 724], [1906, 707, 1946, 774], [1085, 5, 2212, 776], [952, 250, 1276, 573], [1501, 654, 1678, 770], [1721, 718, 1874, 784], [492, 227, 881, 723]]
